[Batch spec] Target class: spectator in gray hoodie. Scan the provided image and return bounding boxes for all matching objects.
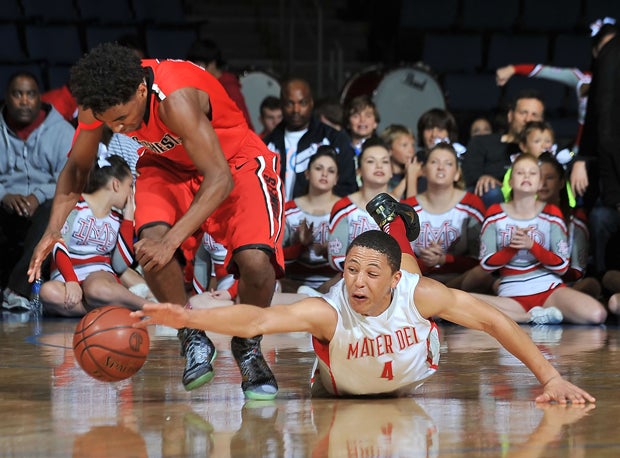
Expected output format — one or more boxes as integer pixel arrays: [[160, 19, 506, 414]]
[[0, 71, 74, 310]]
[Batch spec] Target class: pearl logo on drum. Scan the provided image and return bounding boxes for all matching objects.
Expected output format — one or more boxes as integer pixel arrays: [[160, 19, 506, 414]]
[[403, 71, 427, 91]]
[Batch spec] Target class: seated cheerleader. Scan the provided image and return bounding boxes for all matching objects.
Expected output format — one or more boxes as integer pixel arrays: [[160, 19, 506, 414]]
[[282, 146, 341, 293], [537, 152, 602, 299], [40, 155, 146, 316], [472, 153, 607, 325], [327, 138, 420, 273], [402, 142, 490, 292]]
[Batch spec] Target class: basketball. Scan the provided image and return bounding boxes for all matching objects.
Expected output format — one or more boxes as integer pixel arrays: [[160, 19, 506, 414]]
[[73, 305, 150, 382]]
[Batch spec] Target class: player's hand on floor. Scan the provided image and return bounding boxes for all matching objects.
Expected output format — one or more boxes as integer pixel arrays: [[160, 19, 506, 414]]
[[536, 376, 596, 404]]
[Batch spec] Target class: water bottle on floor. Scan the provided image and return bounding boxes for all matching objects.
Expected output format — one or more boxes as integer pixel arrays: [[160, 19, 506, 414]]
[[30, 278, 43, 335]]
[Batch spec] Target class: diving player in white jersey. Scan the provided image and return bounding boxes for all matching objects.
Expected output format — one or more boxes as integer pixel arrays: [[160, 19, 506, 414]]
[[40, 155, 146, 316], [132, 193, 595, 403]]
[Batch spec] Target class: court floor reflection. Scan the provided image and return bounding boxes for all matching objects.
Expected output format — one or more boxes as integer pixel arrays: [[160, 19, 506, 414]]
[[1, 314, 619, 457]]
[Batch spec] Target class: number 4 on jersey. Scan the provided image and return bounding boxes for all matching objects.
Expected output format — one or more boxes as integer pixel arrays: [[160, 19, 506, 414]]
[[381, 361, 394, 380]]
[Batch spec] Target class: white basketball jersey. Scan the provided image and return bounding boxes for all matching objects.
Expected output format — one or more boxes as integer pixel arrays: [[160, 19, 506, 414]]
[[312, 271, 439, 396]]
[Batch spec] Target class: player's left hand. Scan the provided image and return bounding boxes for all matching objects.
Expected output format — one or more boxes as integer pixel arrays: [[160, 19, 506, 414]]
[[131, 302, 189, 329], [535, 376, 596, 404], [134, 238, 177, 272]]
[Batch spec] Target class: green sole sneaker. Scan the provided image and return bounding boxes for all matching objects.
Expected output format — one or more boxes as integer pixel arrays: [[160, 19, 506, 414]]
[[183, 349, 217, 391], [243, 384, 278, 400]]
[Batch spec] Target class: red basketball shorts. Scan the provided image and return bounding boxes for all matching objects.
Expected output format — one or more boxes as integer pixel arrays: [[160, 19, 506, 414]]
[[134, 149, 285, 277]]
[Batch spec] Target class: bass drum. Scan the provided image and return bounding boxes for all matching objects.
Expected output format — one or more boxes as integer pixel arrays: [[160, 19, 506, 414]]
[[340, 65, 445, 134], [239, 70, 281, 134], [339, 65, 385, 107]]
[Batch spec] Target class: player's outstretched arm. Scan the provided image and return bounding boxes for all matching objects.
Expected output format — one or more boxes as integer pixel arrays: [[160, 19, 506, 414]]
[[415, 277, 595, 404], [132, 298, 337, 342], [28, 112, 102, 282]]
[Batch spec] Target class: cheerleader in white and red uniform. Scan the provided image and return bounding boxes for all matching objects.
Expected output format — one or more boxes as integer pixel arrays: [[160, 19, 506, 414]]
[[403, 142, 487, 290], [472, 153, 606, 325], [40, 155, 145, 316], [192, 231, 237, 301], [283, 146, 341, 291], [327, 138, 393, 272]]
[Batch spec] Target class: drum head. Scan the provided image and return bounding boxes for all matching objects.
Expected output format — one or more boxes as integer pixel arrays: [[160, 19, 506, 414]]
[[239, 70, 281, 134], [373, 67, 446, 134], [339, 65, 384, 106]]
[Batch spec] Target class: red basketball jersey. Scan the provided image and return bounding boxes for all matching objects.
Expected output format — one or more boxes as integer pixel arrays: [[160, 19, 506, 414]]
[[128, 59, 250, 170]]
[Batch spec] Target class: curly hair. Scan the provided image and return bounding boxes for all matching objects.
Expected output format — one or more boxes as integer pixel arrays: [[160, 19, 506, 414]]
[[70, 42, 145, 114]]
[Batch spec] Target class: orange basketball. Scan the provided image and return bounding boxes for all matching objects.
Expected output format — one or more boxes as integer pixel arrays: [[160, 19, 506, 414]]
[[73, 305, 150, 382]]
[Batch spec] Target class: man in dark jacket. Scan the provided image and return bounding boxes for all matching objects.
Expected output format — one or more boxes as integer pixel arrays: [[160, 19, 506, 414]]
[[264, 78, 357, 200], [573, 20, 620, 275], [461, 90, 545, 207]]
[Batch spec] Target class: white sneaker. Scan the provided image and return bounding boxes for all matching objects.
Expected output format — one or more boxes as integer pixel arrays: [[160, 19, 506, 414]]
[[128, 283, 158, 301], [2, 288, 31, 311], [296, 285, 323, 298], [529, 306, 563, 325]]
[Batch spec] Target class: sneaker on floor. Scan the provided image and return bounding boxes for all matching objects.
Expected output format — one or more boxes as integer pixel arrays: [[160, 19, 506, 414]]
[[365, 192, 420, 241], [2, 288, 31, 311], [529, 306, 563, 325], [231, 336, 278, 400], [296, 285, 323, 297], [128, 283, 158, 302], [178, 328, 217, 391]]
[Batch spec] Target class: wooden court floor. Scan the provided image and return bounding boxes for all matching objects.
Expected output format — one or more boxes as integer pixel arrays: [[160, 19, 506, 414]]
[[1, 312, 620, 457]]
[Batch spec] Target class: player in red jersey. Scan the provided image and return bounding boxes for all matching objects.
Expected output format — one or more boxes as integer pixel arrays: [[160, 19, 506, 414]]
[[28, 43, 284, 399]]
